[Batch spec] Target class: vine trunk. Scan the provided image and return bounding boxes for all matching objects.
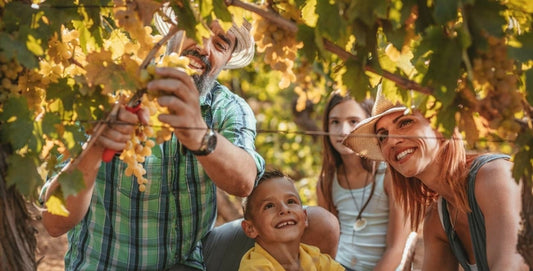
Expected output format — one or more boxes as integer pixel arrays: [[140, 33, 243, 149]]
[[0, 144, 37, 271]]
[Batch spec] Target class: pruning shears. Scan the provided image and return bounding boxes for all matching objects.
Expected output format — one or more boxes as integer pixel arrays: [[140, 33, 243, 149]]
[[101, 88, 146, 162]]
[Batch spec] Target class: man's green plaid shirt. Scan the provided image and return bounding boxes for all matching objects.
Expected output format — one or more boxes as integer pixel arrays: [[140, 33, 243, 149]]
[[43, 82, 265, 270]]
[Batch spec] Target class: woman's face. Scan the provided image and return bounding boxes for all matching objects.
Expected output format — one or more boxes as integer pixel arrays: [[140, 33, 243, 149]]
[[328, 100, 369, 156], [375, 111, 441, 178]]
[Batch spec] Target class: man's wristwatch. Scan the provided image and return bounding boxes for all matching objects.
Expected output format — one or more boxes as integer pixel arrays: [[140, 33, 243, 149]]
[[190, 128, 217, 156]]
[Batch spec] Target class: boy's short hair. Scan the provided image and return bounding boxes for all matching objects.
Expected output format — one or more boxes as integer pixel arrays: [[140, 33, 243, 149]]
[[242, 169, 296, 220]]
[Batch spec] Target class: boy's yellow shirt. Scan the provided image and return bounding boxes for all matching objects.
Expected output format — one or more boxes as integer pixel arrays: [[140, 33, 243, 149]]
[[239, 242, 345, 270]]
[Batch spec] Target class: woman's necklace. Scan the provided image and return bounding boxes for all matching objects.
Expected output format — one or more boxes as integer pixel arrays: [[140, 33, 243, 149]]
[[341, 164, 377, 232]]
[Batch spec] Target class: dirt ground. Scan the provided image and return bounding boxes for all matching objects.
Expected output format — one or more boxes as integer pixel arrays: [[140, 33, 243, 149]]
[[34, 219, 67, 271]]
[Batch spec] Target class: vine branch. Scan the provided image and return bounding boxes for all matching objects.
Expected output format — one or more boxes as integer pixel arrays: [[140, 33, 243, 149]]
[[64, 24, 182, 172], [227, 0, 433, 95]]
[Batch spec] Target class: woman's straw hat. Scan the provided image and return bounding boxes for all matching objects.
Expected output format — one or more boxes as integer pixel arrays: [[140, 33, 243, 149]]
[[342, 88, 408, 161], [153, 5, 255, 70]]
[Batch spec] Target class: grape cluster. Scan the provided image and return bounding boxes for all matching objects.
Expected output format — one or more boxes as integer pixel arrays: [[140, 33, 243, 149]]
[[114, 3, 157, 58], [252, 6, 302, 88], [293, 60, 321, 112], [118, 53, 192, 191], [144, 53, 192, 143], [119, 122, 155, 192], [0, 53, 23, 102], [48, 32, 76, 66], [472, 35, 522, 137]]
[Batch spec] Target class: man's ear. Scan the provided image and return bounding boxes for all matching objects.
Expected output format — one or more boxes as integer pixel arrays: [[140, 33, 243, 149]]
[[241, 219, 259, 239]]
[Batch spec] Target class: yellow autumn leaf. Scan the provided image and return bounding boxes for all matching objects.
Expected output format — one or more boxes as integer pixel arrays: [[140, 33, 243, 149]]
[[45, 195, 70, 217], [135, 0, 163, 26]]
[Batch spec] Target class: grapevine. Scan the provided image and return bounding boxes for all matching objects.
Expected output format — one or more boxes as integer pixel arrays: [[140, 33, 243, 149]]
[[0, 53, 24, 102], [118, 52, 192, 192], [252, 1, 302, 88], [472, 35, 523, 142], [293, 60, 321, 112]]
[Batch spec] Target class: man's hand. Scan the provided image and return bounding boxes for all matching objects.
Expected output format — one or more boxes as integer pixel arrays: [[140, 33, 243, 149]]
[[97, 105, 149, 153], [146, 67, 207, 151]]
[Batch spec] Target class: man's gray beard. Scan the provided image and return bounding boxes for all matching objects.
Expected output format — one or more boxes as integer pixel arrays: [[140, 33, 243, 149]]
[[193, 72, 216, 97]]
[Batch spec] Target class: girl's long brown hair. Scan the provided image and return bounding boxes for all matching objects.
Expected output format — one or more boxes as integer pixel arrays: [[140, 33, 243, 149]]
[[317, 92, 374, 215]]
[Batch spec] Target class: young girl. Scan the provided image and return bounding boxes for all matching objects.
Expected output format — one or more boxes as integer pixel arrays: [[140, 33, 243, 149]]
[[317, 92, 411, 271]]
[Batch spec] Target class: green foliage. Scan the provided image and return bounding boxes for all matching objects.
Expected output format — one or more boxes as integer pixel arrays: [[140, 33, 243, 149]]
[[0, 0, 532, 209]]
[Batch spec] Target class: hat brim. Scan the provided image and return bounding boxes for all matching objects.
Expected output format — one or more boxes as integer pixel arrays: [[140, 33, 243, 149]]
[[342, 106, 407, 161]]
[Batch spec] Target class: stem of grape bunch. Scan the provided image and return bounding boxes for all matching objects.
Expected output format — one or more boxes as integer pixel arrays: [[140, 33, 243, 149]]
[[63, 25, 183, 175]]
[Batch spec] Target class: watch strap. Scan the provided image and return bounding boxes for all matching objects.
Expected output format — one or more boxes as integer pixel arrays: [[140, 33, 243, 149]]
[[190, 128, 217, 156]]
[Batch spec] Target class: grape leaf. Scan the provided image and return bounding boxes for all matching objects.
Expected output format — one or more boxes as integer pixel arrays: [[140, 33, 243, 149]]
[[63, 125, 86, 156], [525, 69, 533, 106], [171, 1, 201, 43], [297, 25, 318, 61], [135, 0, 162, 26], [42, 112, 62, 139], [467, 0, 506, 38], [0, 96, 33, 149], [45, 194, 70, 217], [512, 139, 533, 182], [383, 21, 407, 51], [85, 51, 137, 95], [420, 26, 462, 106], [25, 33, 45, 56], [316, 1, 343, 41], [30, 121, 44, 155], [79, 0, 109, 46], [6, 153, 41, 196], [47, 78, 76, 111], [435, 103, 457, 138], [300, 0, 318, 27], [72, 20, 101, 53], [346, 0, 387, 27], [2, 2, 34, 32], [212, 0, 232, 23], [0, 33, 38, 68], [507, 0, 533, 13], [508, 32, 533, 63], [57, 168, 86, 199], [433, 0, 458, 24], [344, 59, 370, 101], [39, 0, 84, 33]]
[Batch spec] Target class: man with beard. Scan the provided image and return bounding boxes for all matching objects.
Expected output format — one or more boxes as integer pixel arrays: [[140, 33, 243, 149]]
[[40, 11, 339, 271]]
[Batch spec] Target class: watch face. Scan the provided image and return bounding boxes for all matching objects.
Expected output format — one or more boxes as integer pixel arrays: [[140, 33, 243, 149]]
[[192, 129, 217, 156], [205, 130, 217, 151]]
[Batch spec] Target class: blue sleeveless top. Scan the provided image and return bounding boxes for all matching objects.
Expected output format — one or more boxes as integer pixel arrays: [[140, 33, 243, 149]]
[[441, 154, 510, 271]]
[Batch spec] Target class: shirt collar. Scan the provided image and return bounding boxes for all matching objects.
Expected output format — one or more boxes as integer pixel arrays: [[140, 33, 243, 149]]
[[199, 81, 221, 107]]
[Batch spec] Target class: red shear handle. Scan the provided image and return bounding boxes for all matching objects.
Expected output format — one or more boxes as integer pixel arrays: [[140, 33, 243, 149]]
[[102, 104, 142, 162]]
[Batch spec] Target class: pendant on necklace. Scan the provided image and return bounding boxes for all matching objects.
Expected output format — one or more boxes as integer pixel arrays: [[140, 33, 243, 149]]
[[351, 256, 358, 266], [353, 218, 367, 231]]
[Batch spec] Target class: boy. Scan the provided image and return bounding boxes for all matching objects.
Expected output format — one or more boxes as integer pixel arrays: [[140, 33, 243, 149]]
[[239, 170, 345, 271]]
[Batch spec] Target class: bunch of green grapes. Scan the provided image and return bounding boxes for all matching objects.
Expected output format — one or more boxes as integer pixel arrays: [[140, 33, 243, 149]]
[[119, 122, 155, 192], [293, 60, 321, 112], [472, 35, 522, 138], [143, 53, 192, 143], [118, 53, 191, 191], [0, 53, 23, 102], [252, 5, 302, 88]]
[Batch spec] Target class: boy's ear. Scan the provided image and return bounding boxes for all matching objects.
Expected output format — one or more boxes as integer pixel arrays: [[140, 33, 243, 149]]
[[241, 219, 259, 239]]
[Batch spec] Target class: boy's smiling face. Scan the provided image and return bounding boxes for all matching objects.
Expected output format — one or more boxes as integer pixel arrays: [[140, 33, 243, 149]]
[[241, 177, 308, 246]]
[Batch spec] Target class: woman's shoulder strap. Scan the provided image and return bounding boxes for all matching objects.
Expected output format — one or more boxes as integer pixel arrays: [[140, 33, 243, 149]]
[[468, 154, 510, 182]]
